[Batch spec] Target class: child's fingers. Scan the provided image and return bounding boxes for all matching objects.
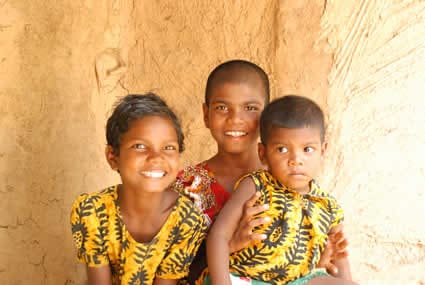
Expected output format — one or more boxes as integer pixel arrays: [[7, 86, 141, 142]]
[[184, 188, 201, 201], [247, 216, 271, 230], [334, 250, 349, 260], [336, 237, 348, 251], [325, 263, 339, 276], [244, 204, 269, 219], [329, 230, 343, 242], [249, 233, 267, 242], [243, 191, 261, 209], [330, 238, 349, 261], [317, 238, 333, 268]]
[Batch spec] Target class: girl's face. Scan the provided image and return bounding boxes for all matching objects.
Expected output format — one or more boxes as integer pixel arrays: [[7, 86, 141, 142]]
[[203, 81, 266, 155], [258, 127, 327, 194], [106, 116, 180, 193]]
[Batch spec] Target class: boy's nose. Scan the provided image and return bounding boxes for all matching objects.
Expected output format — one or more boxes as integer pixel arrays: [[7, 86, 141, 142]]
[[288, 152, 303, 166], [227, 109, 244, 124]]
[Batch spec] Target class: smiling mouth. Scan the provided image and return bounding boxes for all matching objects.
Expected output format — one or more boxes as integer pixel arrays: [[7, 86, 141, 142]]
[[141, 170, 166, 178], [224, 131, 247, 137]]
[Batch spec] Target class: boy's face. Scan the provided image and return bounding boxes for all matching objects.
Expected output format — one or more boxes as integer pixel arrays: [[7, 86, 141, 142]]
[[258, 127, 327, 194], [106, 116, 180, 193], [203, 81, 266, 155]]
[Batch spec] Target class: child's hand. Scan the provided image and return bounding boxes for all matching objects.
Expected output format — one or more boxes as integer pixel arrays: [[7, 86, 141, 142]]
[[229, 191, 270, 253], [184, 187, 202, 209], [317, 225, 349, 275], [183, 175, 203, 210]]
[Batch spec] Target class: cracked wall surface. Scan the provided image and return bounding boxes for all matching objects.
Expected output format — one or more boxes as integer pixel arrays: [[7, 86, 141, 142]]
[[0, 0, 424, 284]]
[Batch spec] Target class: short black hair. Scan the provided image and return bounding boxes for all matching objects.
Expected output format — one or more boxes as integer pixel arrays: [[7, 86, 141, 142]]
[[205, 59, 270, 105], [260, 95, 325, 144], [106, 93, 185, 155]]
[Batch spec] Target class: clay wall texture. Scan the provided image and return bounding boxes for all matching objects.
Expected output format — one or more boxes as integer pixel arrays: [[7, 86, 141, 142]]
[[0, 0, 424, 284]]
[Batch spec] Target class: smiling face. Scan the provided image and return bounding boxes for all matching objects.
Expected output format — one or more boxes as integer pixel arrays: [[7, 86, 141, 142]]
[[203, 81, 266, 155], [106, 115, 180, 193], [258, 127, 327, 194]]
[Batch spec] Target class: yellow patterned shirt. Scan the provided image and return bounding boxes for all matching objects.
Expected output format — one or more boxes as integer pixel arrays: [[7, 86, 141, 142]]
[[70, 185, 207, 285], [229, 170, 344, 284]]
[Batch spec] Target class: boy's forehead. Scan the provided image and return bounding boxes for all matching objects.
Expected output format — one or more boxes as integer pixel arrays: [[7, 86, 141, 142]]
[[209, 81, 267, 104], [268, 126, 323, 143]]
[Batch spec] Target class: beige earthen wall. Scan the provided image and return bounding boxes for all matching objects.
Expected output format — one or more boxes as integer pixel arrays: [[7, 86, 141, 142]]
[[0, 0, 424, 284]]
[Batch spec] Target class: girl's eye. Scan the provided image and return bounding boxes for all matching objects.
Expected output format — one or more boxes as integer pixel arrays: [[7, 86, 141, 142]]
[[277, 146, 288, 153], [133, 144, 146, 150], [164, 145, 177, 151], [305, 146, 314, 153]]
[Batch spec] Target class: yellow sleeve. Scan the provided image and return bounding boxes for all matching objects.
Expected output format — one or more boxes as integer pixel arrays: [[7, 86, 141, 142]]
[[329, 198, 344, 229], [156, 199, 207, 279], [70, 193, 109, 267]]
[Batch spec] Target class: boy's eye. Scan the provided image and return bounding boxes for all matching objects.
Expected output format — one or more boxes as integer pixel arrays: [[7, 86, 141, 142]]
[[277, 146, 288, 153], [133, 144, 146, 150], [245, 105, 259, 111], [304, 146, 314, 153], [215, 105, 228, 111]]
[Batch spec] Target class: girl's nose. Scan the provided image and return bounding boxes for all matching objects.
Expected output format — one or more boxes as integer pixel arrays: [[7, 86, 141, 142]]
[[147, 149, 163, 161]]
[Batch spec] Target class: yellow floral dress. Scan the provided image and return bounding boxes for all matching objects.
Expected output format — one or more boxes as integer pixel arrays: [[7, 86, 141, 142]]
[[198, 170, 344, 285], [70, 185, 207, 285]]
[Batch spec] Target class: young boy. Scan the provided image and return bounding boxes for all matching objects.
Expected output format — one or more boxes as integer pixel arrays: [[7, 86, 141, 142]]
[[70, 93, 207, 285], [207, 95, 357, 285], [175, 60, 348, 284], [175, 59, 269, 226]]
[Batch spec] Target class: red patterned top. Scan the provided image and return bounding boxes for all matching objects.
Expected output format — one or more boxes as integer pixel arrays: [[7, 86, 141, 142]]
[[173, 162, 231, 226]]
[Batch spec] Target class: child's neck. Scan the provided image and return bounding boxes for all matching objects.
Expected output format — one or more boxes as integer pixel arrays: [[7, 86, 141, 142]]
[[206, 150, 263, 193], [287, 180, 313, 195], [118, 185, 176, 217], [118, 185, 178, 243]]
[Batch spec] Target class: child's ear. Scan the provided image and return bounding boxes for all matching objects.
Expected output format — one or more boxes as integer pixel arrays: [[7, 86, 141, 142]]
[[105, 145, 119, 171], [257, 142, 268, 167], [202, 103, 209, 128], [321, 141, 328, 157]]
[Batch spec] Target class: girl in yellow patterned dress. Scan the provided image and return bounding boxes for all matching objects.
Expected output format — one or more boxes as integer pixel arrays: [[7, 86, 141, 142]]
[[206, 95, 359, 285], [70, 93, 207, 285]]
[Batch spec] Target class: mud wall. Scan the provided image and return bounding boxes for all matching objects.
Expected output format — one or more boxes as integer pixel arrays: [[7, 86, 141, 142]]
[[0, 0, 424, 284]]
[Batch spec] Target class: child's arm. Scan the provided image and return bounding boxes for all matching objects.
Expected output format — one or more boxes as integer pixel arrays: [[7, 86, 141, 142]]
[[229, 191, 269, 253], [70, 194, 112, 285], [207, 177, 257, 285], [326, 224, 352, 280], [86, 265, 112, 285]]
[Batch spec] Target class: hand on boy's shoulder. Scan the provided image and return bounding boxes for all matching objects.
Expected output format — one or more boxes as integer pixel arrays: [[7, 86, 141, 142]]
[[229, 191, 270, 253], [317, 224, 349, 275]]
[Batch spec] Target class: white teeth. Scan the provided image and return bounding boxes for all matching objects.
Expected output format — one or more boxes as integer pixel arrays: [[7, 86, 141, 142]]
[[141, 171, 165, 178], [225, 131, 246, 137]]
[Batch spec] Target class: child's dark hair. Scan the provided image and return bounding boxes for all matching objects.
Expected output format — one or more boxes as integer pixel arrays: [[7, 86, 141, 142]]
[[106, 93, 185, 155], [205, 59, 270, 105], [260, 95, 325, 143]]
